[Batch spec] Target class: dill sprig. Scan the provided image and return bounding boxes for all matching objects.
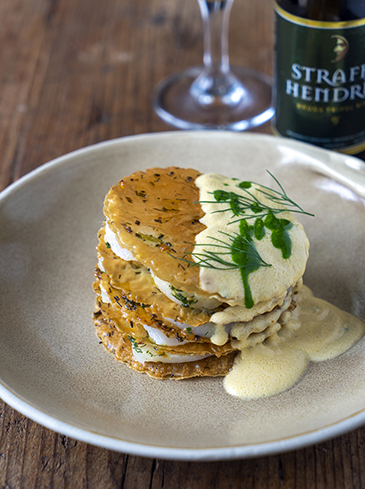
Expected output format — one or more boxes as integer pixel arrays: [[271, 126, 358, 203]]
[[199, 171, 314, 222], [179, 232, 271, 271]]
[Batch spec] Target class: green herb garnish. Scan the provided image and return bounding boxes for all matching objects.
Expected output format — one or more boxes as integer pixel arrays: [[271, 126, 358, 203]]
[[128, 336, 145, 354], [201, 171, 314, 222], [181, 223, 271, 309], [169, 285, 198, 308], [128, 336, 154, 357]]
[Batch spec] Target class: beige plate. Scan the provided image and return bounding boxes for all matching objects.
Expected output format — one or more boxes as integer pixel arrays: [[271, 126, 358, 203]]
[[1, 132, 365, 461]]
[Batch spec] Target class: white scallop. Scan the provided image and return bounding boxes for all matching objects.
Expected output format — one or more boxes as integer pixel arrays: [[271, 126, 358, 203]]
[[104, 221, 135, 261], [99, 283, 112, 304], [98, 256, 105, 272], [131, 343, 212, 365], [143, 324, 188, 346], [166, 317, 234, 339], [151, 271, 221, 310]]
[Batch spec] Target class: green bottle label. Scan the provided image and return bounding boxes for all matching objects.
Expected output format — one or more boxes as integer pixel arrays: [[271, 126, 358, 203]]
[[273, 3, 365, 155]]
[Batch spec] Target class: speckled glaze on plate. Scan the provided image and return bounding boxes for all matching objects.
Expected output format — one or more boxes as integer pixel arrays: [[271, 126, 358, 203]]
[[1, 132, 365, 461]]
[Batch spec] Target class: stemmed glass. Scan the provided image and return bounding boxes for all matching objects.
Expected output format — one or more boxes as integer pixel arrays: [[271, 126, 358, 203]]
[[152, 0, 274, 131]]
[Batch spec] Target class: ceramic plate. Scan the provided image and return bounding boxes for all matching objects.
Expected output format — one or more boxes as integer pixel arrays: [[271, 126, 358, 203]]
[[1, 131, 365, 461]]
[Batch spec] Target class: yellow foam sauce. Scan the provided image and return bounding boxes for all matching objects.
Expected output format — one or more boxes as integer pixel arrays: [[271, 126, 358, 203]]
[[224, 286, 365, 399], [195, 173, 310, 307], [211, 324, 229, 346]]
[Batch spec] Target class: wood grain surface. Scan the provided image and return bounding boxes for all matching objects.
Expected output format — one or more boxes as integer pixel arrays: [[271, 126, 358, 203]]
[[1, 0, 365, 487]]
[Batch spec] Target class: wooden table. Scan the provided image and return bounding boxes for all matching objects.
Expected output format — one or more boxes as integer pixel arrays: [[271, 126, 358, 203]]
[[1, 0, 365, 487]]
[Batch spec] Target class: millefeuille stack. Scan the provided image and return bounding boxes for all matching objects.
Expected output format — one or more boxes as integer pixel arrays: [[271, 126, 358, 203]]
[[93, 167, 309, 379]]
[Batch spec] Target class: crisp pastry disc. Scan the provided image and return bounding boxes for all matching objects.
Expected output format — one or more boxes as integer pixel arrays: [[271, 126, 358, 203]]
[[93, 308, 238, 379]]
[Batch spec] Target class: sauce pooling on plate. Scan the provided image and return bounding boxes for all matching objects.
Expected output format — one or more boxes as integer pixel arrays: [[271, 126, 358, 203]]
[[224, 286, 365, 399]]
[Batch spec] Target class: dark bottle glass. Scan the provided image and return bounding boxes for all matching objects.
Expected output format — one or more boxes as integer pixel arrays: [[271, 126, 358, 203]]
[[273, 0, 365, 160], [277, 0, 365, 22]]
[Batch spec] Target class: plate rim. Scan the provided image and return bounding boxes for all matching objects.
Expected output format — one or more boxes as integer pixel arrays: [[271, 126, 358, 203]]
[[1, 130, 365, 461], [2, 377, 365, 461], [1, 130, 363, 201], [0, 376, 365, 462]]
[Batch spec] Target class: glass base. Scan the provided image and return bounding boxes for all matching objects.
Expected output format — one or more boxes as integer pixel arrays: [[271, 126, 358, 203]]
[[152, 66, 274, 131]]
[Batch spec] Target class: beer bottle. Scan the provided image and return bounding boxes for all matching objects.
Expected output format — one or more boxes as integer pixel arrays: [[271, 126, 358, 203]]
[[273, 0, 365, 158]]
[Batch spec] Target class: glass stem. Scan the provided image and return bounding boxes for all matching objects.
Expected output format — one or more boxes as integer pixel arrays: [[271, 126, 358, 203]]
[[191, 0, 245, 108]]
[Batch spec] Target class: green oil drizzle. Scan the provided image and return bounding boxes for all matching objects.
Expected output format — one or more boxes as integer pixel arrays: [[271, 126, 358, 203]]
[[231, 220, 266, 309], [217, 182, 298, 308], [264, 212, 293, 259]]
